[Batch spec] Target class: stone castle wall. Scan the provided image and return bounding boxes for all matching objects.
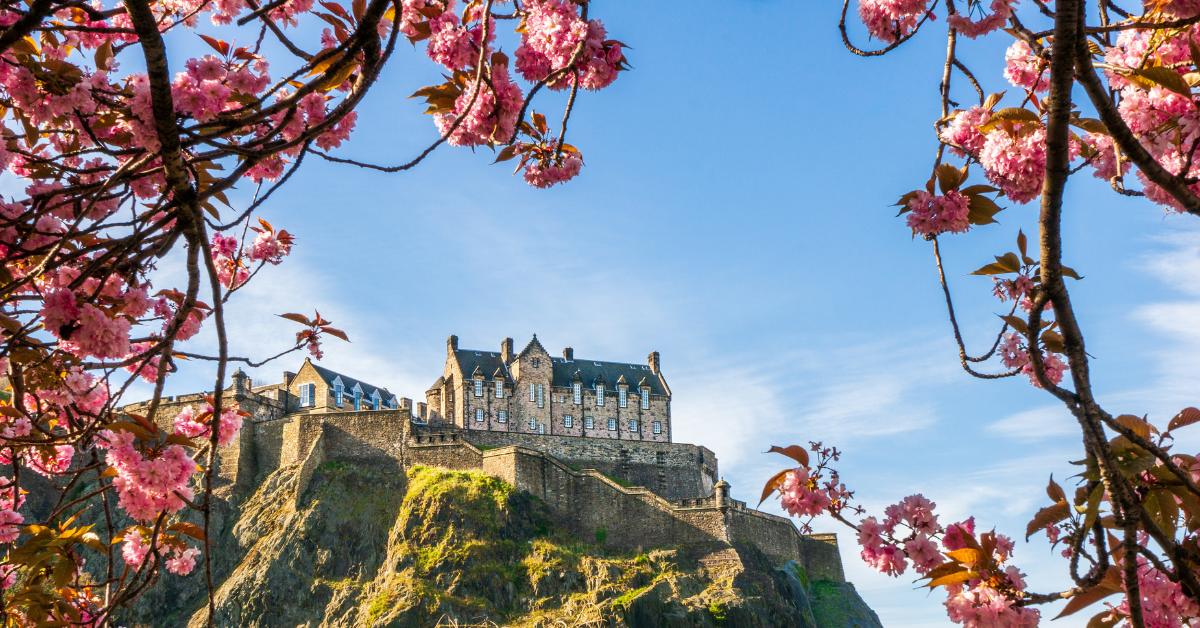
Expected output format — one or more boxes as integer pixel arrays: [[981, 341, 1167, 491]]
[[119, 388, 846, 581], [416, 426, 717, 501]]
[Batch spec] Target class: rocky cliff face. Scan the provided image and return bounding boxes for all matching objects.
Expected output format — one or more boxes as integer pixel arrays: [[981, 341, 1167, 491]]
[[114, 462, 882, 628]]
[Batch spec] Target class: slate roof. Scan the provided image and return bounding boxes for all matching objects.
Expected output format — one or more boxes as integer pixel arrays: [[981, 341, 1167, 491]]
[[450, 350, 513, 385], [550, 357, 668, 396], [309, 362, 394, 401]]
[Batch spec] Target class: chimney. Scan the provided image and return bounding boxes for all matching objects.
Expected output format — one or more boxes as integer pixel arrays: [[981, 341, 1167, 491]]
[[501, 337, 514, 363], [282, 371, 296, 386], [563, 347, 574, 361], [447, 335, 458, 355], [400, 397, 412, 410], [416, 402, 427, 421], [648, 351, 660, 374]]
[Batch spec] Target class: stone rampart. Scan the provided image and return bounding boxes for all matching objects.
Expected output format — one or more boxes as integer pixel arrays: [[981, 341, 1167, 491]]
[[414, 426, 717, 501]]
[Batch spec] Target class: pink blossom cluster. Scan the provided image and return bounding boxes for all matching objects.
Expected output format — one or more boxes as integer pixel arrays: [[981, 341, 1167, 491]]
[[121, 527, 199, 575], [0, 485, 24, 543], [857, 495, 946, 577], [174, 404, 244, 447], [778, 467, 833, 517], [96, 430, 198, 522], [436, 63, 525, 146], [245, 230, 292, 265], [523, 150, 583, 188], [211, 233, 249, 288], [944, 579, 1040, 628], [906, 190, 971, 235], [947, 0, 1015, 39], [1000, 332, 1068, 388], [978, 125, 1049, 205], [39, 288, 132, 360], [1003, 41, 1048, 92], [1107, 557, 1200, 628], [514, 0, 624, 91], [858, 0, 932, 44], [426, 11, 493, 71], [940, 106, 992, 158]]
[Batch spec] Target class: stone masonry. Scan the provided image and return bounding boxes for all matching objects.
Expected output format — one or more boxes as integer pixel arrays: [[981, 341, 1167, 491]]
[[118, 352, 847, 581]]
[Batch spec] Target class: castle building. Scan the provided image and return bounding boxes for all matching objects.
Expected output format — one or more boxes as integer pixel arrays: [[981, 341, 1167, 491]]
[[248, 359, 404, 416], [420, 335, 671, 443]]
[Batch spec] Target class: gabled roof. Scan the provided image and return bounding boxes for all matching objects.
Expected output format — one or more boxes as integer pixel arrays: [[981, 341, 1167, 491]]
[[451, 350, 513, 384], [517, 334, 548, 361], [550, 358, 668, 396], [307, 361, 393, 401]]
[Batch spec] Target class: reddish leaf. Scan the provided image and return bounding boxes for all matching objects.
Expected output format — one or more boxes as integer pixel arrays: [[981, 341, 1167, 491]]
[[127, 412, 158, 435], [1025, 501, 1070, 540], [1168, 407, 1200, 432], [1047, 474, 1066, 503], [319, 326, 350, 342], [279, 313, 310, 325], [319, 1, 351, 20], [1055, 567, 1123, 618], [927, 570, 977, 588], [757, 469, 789, 507], [197, 34, 229, 57], [167, 522, 209, 544], [1114, 414, 1154, 440], [767, 445, 809, 467]]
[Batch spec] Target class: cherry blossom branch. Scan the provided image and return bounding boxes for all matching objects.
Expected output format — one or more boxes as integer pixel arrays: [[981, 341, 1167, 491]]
[[931, 236, 1022, 375], [839, 0, 935, 57]]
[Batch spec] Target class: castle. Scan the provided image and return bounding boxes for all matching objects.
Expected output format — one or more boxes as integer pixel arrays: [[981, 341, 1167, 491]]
[[120, 335, 846, 582]]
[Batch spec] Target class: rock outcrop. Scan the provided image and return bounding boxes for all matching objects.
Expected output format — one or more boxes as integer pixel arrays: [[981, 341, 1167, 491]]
[[111, 462, 881, 628]]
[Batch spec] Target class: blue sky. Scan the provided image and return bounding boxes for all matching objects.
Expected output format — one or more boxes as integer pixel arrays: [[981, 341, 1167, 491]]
[[131, 0, 1200, 625]]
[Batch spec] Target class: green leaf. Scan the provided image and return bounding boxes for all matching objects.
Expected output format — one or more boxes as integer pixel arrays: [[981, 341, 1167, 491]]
[[960, 184, 999, 195], [1041, 329, 1064, 353], [1061, 265, 1083, 280], [966, 194, 1004, 226], [934, 163, 965, 194], [977, 107, 1041, 133], [1082, 483, 1104, 532], [983, 91, 1005, 110], [999, 314, 1029, 335]]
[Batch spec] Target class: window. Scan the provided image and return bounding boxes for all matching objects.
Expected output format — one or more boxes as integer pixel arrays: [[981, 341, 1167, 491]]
[[495, 381, 504, 398], [334, 384, 343, 407], [373, 397, 380, 410], [619, 388, 627, 408], [300, 383, 315, 407], [653, 421, 662, 434], [536, 384, 544, 408], [529, 383, 535, 402], [498, 410, 507, 423], [585, 416, 594, 429], [474, 379, 483, 397], [607, 418, 616, 431], [532, 358, 540, 367], [641, 390, 650, 409], [573, 383, 582, 404], [537, 424, 544, 435], [529, 418, 536, 430], [564, 415, 573, 428], [656, 451, 666, 464], [629, 419, 638, 432], [354, 391, 361, 410], [475, 408, 484, 422], [597, 384, 605, 406]]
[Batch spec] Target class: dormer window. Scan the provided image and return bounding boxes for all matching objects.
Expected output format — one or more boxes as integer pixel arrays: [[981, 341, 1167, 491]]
[[373, 397, 380, 410], [573, 382, 582, 404], [597, 384, 605, 406], [474, 378, 483, 397], [334, 383, 344, 407], [354, 391, 362, 410], [641, 388, 650, 409], [495, 380, 504, 398], [618, 387, 627, 408]]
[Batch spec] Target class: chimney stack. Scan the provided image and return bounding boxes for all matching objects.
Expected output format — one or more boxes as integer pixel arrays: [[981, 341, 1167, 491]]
[[416, 402, 428, 422], [648, 351, 661, 374], [447, 335, 458, 355], [563, 347, 574, 361], [282, 371, 296, 386], [501, 337, 514, 363], [400, 397, 412, 410]]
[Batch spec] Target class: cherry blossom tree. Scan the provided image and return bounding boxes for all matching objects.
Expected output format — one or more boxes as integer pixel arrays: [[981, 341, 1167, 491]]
[[0, 0, 624, 623], [766, 1, 1200, 627]]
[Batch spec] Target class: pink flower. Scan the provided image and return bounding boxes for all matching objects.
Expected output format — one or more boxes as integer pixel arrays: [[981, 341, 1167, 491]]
[[979, 125, 1048, 205], [426, 13, 478, 70], [946, 0, 1014, 39], [857, 516, 887, 551], [435, 62, 524, 147], [122, 528, 150, 569], [40, 289, 80, 339], [778, 467, 832, 517], [904, 534, 944, 574], [68, 304, 132, 359], [245, 231, 291, 264], [905, 190, 971, 235], [940, 106, 992, 158], [174, 404, 243, 447], [857, 0, 932, 45], [0, 508, 24, 543], [125, 342, 161, 383], [862, 543, 908, 576], [523, 152, 583, 188], [166, 546, 200, 575], [944, 581, 1040, 628], [25, 444, 74, 477], [942, 517, 976, 551], [1003, 40, 1048, 92], [211, 233, 238, 259]]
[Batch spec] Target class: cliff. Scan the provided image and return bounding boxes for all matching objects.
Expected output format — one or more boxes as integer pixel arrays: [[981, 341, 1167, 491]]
[[112, 462, 882, 628]]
